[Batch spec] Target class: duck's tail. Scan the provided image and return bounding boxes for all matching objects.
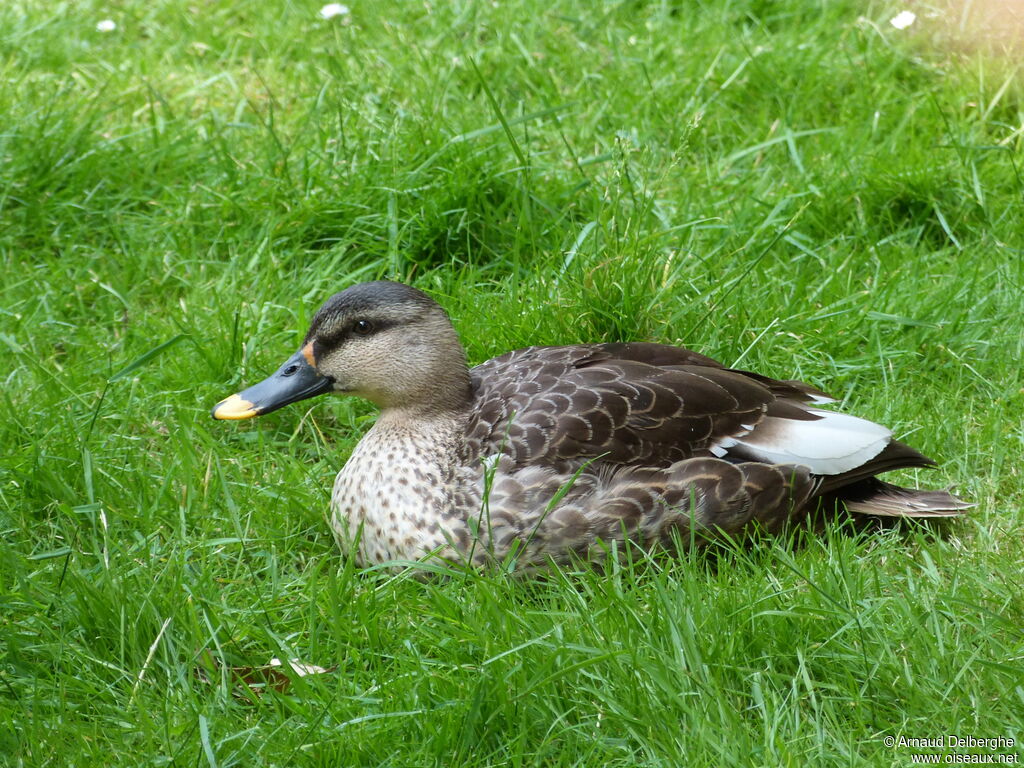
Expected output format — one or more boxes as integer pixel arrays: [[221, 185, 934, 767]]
[[834, 477, 973, 518], [808, 438, 971, 518]]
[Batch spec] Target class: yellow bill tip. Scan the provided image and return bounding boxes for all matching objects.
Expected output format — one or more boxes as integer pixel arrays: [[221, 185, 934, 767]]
[[211, 393, 259, 420]]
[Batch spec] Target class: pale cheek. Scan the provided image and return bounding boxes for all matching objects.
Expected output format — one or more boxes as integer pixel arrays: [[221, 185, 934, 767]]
[[323, 342, 426, 399]]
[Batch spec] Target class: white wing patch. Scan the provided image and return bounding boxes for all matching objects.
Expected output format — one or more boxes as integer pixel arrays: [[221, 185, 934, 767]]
[[708, 435, 738, 457], [730, 408, 890, 475], [807, 393, 837, 405]]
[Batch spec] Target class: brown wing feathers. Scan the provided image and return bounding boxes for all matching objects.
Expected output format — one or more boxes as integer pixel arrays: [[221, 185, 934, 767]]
[[468, 342, 966, 521], [470, 346, 775, 466]]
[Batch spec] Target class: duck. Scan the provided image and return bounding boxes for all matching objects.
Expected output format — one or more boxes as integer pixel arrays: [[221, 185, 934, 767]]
[[212, 280, 969, 569]]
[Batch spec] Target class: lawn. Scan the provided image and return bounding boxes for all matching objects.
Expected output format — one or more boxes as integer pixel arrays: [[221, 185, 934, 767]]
[[2, 0, 1023, 765]]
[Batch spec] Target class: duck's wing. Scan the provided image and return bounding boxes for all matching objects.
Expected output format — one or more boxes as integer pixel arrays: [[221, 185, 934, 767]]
[[466, 342, 922, 478]]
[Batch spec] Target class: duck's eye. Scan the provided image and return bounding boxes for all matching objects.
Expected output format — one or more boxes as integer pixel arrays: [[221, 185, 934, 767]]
[[352, 319, 373, 335]]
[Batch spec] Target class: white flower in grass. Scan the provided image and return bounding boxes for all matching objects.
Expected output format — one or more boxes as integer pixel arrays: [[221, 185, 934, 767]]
[[269, 658, 330, 676], [96, 19, 117, 32], [319, 3, 350, 19], [889, 10, 916, 29]]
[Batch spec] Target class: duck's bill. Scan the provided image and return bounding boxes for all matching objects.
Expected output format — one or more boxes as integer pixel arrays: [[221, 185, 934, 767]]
[[211, 347, 333, 420]]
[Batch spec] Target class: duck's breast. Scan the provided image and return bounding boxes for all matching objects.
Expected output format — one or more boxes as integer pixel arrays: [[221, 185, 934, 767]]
[[330, 420, 463, 565]]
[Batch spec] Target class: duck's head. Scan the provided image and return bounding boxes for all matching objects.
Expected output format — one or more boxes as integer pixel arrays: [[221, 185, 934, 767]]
[[211, 281, 472, 420]]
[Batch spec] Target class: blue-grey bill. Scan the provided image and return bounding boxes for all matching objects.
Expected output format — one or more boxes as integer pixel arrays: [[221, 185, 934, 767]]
[[211, 347, 332, 420]]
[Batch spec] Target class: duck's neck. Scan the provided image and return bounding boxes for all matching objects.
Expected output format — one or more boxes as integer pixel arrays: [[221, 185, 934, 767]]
[[370, 405, 469, 448], [329, 404, 471, 565], [365, 323, 474, 414]]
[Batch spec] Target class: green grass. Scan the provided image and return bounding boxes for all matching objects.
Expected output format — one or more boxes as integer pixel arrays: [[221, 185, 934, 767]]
[[2, 0, 1023, 765]]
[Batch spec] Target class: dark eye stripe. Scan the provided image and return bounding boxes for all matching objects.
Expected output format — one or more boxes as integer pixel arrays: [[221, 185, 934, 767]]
[[318, 318, 396, 350]]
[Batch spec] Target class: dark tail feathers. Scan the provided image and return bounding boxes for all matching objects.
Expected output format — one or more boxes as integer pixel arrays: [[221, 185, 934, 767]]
[[836, 478, 973, 518]]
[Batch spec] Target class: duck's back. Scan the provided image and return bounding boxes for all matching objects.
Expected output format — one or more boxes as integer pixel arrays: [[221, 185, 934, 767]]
[[466, 341, 842, 472], [461, 342, 967, 544]]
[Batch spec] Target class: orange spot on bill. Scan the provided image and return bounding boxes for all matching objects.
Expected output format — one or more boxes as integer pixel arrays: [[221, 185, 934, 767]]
[[302, 342, 316, 366]]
